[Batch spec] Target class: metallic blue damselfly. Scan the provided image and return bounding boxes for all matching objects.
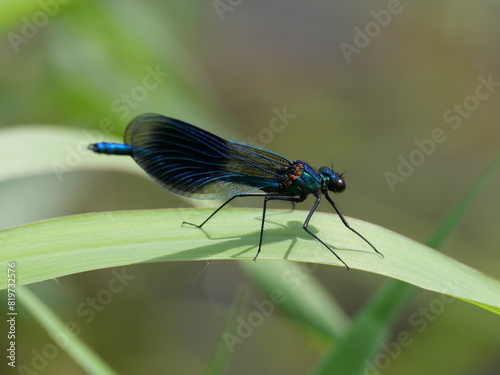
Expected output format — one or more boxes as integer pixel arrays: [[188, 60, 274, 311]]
[[89, 113, 382, 269]]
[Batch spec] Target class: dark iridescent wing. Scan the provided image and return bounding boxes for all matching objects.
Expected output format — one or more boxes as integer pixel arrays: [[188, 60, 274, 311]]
[[125, 114, 292, 199]]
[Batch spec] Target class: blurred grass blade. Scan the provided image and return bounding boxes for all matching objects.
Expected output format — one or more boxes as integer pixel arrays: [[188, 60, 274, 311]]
[[426, 151, 500, 249], [0, 0, 45, 33], [18, 287, 118, 375], [207, 261, 350, 374], [311, 151, 500, 375], [312, 280, 414, 375], [240, 261, 350, 339], [1, 208, 499, 313], [206, 285, 251, 375], [0, 126, 138, 183]]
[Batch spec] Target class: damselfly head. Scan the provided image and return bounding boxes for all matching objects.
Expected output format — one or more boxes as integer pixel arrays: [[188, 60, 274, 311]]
[[319, 167, 346, 193]]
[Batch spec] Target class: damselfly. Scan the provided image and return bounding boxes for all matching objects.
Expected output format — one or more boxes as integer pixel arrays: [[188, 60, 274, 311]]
[[89, 114, 382, 269]]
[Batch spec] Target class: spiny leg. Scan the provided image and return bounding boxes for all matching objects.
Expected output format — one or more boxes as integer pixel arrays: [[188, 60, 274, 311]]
[[182, 193, 273, 228], [253, 195, 306, 261], [182, 195, 238, 228], [324, 190, 383, 258], [254, 196, 269, 261], [302, 194, 350, 270], [257, 194, 351, 269]]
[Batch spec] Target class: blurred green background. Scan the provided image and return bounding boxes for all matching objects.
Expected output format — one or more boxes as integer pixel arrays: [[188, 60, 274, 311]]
[[1, 1, 499, 374]]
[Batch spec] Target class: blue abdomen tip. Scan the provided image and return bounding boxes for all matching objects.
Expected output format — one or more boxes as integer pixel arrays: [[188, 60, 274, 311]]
[[88, 142, 133, 156]]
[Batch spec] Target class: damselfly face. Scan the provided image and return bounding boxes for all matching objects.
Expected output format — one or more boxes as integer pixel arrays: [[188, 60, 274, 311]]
[[318, 167, 346, 194]]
